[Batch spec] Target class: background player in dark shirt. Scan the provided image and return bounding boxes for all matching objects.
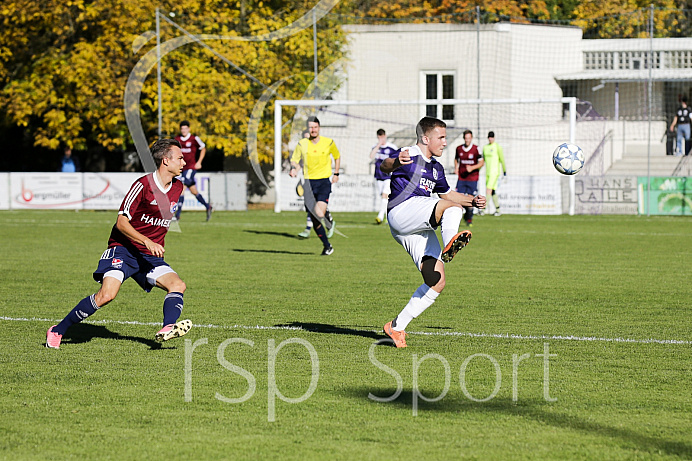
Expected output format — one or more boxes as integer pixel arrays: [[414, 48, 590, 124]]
[[175, 120, 213, 220], [46, 139, 192, 349], [454, 130, 484, 226]]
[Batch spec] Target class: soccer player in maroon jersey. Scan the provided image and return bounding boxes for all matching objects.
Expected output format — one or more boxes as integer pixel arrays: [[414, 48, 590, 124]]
[[46, 139, 192, 349], [453, 130, 484, 226], [174, 120, 213, 221]]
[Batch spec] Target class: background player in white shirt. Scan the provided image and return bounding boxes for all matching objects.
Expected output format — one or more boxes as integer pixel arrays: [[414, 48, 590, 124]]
[[369, 128, 398, 224]]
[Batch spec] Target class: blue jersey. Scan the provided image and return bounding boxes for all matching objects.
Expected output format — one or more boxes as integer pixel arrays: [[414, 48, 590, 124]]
[[388, 145, 451, 212], [373, 142, 399, 180]]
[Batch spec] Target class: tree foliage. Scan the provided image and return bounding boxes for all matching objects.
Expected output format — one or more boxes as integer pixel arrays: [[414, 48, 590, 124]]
[[0, 0, 344, 164], [0, 0, 689, 170]]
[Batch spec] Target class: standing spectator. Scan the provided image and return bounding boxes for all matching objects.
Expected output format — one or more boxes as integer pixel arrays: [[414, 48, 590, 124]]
[[454, 129, 484, 226], [369, 128, 398, 224], [60, 147, 80, 173], [483, 131, 506, 216], [289, 116, 340, 255], [669, 96, 691, 156], [174, 121, 213, 221]]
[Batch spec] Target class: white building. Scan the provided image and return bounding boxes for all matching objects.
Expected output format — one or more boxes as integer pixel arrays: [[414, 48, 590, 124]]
[[287, 23, 692, 177]]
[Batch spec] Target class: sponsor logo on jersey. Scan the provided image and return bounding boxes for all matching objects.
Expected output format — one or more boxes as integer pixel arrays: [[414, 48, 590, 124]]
[[170, 201, 178, 214], [140, 213, 171, 228], [419, 177, 436, 192], [433, 169, 438, 180], [112, 258, 123, 269]]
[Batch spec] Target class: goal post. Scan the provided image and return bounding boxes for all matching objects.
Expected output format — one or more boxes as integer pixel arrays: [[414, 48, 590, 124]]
[[274, 97, 579, 214]]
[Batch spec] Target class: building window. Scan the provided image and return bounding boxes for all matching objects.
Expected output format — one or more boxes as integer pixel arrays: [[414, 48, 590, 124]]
[[421, 71, 455, 123]]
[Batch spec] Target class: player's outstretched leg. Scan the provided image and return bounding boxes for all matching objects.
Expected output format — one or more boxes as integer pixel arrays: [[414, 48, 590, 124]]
[[155, 276, 191, 342], [376, 197, 388, 224], [298, 213, 312, 238], [308, 209, 332, 255], [156, 319, 192, 342], [440, 206, 471, 263], [385, 277, 442, 348], [46, 277, 121, 349], [442, 231, 472, 263], [383, 321, 408, 348], [175, 195, 184, 220], [325, 209, 335, 239]]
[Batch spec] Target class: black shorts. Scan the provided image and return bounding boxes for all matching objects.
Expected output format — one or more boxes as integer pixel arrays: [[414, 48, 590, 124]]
[[178, 169, 197, 187], [306, 178, 332, 204]]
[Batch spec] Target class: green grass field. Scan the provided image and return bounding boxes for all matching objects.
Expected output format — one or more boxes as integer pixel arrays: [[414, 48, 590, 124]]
[[1, 210, 690, 460]]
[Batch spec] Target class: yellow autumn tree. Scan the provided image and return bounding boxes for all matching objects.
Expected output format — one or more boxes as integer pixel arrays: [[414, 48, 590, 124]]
[[0, 0, 345, 165]]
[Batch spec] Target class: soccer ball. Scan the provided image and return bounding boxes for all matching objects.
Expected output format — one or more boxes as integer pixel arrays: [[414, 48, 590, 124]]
[[552, 143, 585, 175]]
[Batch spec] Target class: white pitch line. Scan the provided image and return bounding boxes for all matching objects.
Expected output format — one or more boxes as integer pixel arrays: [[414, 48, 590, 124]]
[[1, 316, 690, 345]]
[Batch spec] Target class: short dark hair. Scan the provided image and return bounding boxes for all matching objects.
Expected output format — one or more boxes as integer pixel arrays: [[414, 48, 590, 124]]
[[488, 131, 495, 138], [180, 120, 190, 128], [416, 117, 446, 142], [152, 139, 181, 168], [306, 116, 320, 126], [463, 129, 473, 137], [377, 128, 386, 136], [682, 96, 688, 104]]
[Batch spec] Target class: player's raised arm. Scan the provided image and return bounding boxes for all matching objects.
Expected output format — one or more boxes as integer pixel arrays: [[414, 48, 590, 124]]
[[380, 148, 412, 173], [439, 190, 486, 209], [115, 214, 165, 257]]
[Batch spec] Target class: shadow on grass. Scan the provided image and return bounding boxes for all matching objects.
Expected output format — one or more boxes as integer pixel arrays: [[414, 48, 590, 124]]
[[342, 387, 692, 458], [62, 323, 169, 350], [243, 230, 301, 239], [233, 248, 314, 255], [275, 322, 384, 340]]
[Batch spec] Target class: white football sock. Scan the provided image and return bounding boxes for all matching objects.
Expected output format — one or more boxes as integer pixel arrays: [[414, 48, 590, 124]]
[[440, 206, 464, 247], [377, 198, 388, 221], [392, 284, 440, 331]]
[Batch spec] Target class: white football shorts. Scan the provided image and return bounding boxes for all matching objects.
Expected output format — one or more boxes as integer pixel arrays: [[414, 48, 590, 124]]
[[376, 179, 391, 196], [387, 196, 442, 270]]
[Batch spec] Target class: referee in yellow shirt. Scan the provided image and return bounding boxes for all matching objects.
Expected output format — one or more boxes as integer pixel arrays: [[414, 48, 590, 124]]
[[289, 116, 340, 255]]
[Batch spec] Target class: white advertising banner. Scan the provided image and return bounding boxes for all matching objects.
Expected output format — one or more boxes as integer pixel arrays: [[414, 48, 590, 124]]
[[224, 172, 248, 211], [330, 175, 379, 212], [492, 175, 562, 215], [9, 173, 83, 209], [575, 175, 638, 215], [82, 173, 141, 209], [281, 173, 561, 214], [2, 172, 245, 211], [0, 173, 9, 210], [279, 174, 380, 212]]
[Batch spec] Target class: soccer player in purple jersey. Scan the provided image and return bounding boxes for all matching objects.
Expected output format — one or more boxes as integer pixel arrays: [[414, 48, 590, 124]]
[[380, 117, 486, 348], [46, 139, 192, 349]]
